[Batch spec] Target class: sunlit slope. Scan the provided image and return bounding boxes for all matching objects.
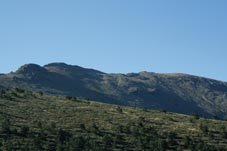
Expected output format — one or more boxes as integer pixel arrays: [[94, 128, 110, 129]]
[[0, 88, 227, 150]]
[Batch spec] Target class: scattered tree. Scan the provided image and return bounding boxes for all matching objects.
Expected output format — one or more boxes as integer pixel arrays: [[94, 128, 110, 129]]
[[116, 106, 123, 113], [200, 124, 209, 134], [20, 126, 29, 137], [1, 118, 10, 134]]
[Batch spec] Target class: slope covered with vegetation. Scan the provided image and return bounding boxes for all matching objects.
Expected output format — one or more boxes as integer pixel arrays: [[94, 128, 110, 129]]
[[0, 88, 227, 150], [1, 63, 227, 119]]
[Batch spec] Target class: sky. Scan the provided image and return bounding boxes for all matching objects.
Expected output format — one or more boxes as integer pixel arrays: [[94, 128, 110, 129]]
[[0, 0, 227, 81]]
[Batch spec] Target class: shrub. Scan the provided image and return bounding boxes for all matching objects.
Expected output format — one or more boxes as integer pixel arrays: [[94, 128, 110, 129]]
[[79, 124, 86, 130], [152, 139, 167, 151], [220, 125, 226, 132], [65, 136, 88, 150], [160, 109, 167, 113], [167, 132, 177, 145], [38, 91, 44, 96], [223, 132, 227, 139], [20, 126, 29, 136], [0, 90, 6, 95], [50, 122, 56, 129], [116, 106, 123, 113], [15, 88, 25, 93], [33, 136, 43, 150], [66, 96, 73, 100], [103, 134, 112, 148], [66, 96, 79, 101], [193, 114, 200, 120], [37, 121, 42, 129], [183, 136, 191, 147], [200, 124, 208, 134], [57, 129, 72, 144], [1, 118, 10, 133]]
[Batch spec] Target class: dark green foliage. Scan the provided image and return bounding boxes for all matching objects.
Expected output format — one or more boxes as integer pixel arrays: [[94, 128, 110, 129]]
[[20, 126, 30, 137], [220, 125, 226, 132], [38, 91, 43, 96], [103, 134, 112, 148], [0, 90, 6, 95], [183, 136, 192, 147], [66, 96, 79, 102], [200, 124, 209, 134], [193, 113, 200, 120], [1, 141, 13, 151], [1, 118, 11, 134], [167, 132, 177, 146], [65, 96, 73, 100], [79, 123, 85, 130], [160, 109, 167, 113], [15, 87, 25, 93], [213, 115, 220, 120], [37, 121, 42, 129], [0, 89, 227, 150], [91, 123, 98, 132], [50, 122, 56, 130], [223, 132, 227, 139], [116, 106, 123, 113], [72, 136, 87, 150], [150, 139, 167, 151], [192, 141, 219, 151], [57, 129, 72, 144]]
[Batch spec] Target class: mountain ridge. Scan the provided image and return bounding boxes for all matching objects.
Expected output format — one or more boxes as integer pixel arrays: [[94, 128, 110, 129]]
[[6, 62, 225, 82], [1, 62, 227, 119]]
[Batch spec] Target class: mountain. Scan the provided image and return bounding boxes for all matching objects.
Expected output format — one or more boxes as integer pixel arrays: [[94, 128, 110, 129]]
[[1, 88, 227, 150], [1, 63, 227, 119]]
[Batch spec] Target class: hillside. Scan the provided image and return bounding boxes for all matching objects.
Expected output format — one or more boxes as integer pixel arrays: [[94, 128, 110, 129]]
[[0, 88, 227, 150], [0, 63, 227, 119]]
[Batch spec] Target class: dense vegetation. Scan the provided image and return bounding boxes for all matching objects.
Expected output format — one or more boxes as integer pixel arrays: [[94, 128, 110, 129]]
[[0, 88, 227, 150]]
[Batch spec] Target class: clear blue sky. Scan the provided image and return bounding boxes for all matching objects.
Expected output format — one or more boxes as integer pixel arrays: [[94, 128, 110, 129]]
[[0, 1, 227, 81]]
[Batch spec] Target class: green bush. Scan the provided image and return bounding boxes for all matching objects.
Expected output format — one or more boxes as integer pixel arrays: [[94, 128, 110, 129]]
[[20, 126, 30, 136], [200, 124, 209, 134], [1, 118, 10, 134]]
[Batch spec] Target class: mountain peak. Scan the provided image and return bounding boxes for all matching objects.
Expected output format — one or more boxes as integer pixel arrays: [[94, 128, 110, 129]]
[[44, 62, 85, 71], [44, 62, 84, 74], [16, 64, 48, 76], [44, 62, 104, 75], [44, 62, 70, 68]]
